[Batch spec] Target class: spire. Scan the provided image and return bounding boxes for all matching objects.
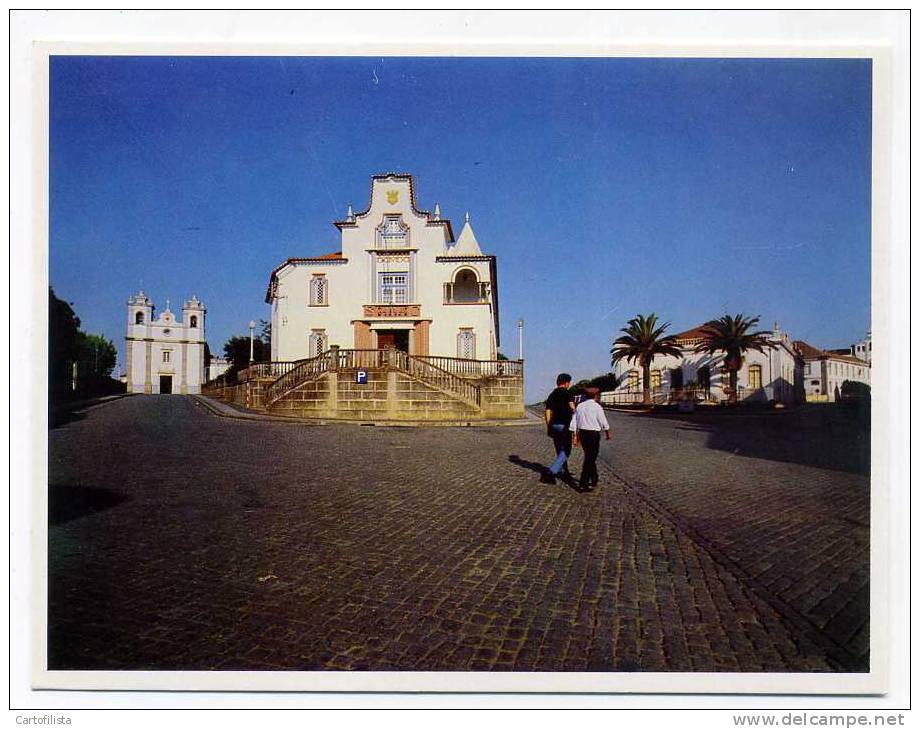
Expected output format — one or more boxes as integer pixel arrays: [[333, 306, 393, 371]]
[[433, 202, 441, 220], [347, 204, 354, 222], [449, 212, 483, 256]]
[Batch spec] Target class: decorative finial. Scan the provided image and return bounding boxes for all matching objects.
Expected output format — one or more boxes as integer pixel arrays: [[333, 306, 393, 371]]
[[165, 298, 170, 311], [465, 211, 470, 223], [433, 202, 441, 220], [347, 204, 354, 221]]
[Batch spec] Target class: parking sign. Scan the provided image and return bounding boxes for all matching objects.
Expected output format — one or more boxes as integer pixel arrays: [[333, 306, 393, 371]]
[[356, 368, 368, 385]]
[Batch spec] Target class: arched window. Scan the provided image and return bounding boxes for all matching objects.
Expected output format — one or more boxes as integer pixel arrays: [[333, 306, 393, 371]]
[[190, 315, 198, 328], [376, 215, 409, 248], [748, 364, 762, 389], [309, 275, 328, 306], [457, 329, 476, 359], [135, 311, 144, 324], [451, 268, 481, 303], [309, 330, 327, 358]]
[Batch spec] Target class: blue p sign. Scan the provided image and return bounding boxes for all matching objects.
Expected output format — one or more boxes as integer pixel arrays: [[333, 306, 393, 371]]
[[356, 368, 369, 385]]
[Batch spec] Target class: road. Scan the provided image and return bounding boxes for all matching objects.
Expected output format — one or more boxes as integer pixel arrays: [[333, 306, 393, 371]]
[[47, 395, 869, 672]]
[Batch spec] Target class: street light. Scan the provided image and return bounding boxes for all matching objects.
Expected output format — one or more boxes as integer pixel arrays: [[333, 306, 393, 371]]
[[517, 318, 524, 361], [248, 320, 256, 364]]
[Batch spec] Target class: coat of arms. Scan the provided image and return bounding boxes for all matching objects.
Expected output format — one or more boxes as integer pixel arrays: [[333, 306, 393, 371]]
[[386, 190, 399, 204]]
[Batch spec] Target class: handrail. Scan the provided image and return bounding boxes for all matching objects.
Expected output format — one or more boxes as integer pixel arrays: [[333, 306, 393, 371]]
[[264, 352, 332, 404], [238, 361, 299, 382], [397, 351, 481, 408], [414, 355, 522, 378], [264, 348, 485, 410]]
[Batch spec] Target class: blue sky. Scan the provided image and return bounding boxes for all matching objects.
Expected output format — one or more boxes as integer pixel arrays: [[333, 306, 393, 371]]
[[49, 56, 871, 402]]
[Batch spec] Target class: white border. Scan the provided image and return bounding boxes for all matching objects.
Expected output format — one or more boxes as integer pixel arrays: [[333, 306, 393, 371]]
[[10, 9, 910, 711]]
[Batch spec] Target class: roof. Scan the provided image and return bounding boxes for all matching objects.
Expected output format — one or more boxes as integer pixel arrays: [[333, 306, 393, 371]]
[[265, 253, 348, 303], [333, 173, 455, 241], [444, 214, 483, 256], [672, 325, 712, 343], [793, 340, 869, 365]]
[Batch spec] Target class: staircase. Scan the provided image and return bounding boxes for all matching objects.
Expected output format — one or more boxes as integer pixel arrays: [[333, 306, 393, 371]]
[[262, 348, 483, 418]]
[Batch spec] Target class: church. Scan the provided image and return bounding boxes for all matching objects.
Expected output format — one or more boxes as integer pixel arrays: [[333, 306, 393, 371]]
[[125, 292, 207, 394], [265, 173, 500, 362]]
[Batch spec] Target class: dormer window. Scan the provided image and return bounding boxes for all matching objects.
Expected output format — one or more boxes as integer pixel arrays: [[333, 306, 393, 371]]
[[377, 215, 409, 248], [135, 311, 144, 324]]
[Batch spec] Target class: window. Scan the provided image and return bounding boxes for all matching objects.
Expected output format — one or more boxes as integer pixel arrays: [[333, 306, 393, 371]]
[[626, 371, 639, 391], [162, 350, 171, 364], [309, 330, 327, 358], [135, 311, 144, 324], [698, 365, 711, 391], [190, 315, 198, 328], [378, 273, 408, 304], [447, 268, 483, 303], [457, 329, 476, 359], [377, 215, 409, 248], [309, 275, 329, 306], [670, 367, 684, 390], [650, 370, 662, 390], [748, 364, 762, 389]]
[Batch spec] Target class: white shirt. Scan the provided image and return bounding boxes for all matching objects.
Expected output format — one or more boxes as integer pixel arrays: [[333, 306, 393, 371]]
[[569, 398, 610, 432]]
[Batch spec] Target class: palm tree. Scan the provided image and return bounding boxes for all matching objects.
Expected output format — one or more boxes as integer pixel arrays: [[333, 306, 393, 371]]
[[611, 314, 683, 405], [693, 314, 776, 404]]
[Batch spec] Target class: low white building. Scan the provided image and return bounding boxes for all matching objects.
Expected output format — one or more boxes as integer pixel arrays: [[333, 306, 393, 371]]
[[125, 292, 206, 394], [608, 322, 804, 405], [794, 340, 871, 402], [207, 356, 230, 382], [265, 173, 500, 362]]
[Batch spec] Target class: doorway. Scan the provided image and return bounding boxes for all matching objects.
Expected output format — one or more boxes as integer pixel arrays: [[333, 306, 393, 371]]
[[159, 375, 173, 394], [376, 330, 409, 352]]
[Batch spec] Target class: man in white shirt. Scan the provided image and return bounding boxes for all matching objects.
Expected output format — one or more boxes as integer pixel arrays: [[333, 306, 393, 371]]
[[569, 387, 611, 491]]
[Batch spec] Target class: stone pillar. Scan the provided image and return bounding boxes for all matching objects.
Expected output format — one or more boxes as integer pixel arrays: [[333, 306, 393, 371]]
[[329, 344, 340, 371], [180, 341, 188, 394], [125, 339, 134, 393], [144, 341, 153, 394]]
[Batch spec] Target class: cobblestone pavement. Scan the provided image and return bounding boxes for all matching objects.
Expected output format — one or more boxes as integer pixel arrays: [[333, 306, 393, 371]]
[[47, 396, 868, 672]]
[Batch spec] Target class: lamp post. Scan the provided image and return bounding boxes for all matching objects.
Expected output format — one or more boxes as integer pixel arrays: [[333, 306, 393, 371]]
[[248, 320, 256, 364], [517, 318, 524, 361]]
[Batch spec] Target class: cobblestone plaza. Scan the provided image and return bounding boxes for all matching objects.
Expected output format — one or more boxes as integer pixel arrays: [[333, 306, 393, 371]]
[[47, 396, 869, 672]]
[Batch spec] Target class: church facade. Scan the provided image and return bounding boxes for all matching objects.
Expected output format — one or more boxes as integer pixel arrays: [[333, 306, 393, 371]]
[[125, 292, 207, 394], [266, 174, 500, 363]]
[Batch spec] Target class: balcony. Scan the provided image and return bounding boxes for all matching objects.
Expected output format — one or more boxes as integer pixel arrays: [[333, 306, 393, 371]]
[[443, 281, 490, 304], [362, 304, 421, 318]]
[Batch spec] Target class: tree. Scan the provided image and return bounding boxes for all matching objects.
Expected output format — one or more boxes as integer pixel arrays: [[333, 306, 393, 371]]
[[223, 334, 270, 376], [611, 314, 683, 405], [496, 352, 509, 361], [49, 287, 83, 401], [78, 333, 117, 382], [693, 314, 776, 405]]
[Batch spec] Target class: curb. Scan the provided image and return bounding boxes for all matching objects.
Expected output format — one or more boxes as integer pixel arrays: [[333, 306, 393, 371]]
[[192, 395, 541, 428]]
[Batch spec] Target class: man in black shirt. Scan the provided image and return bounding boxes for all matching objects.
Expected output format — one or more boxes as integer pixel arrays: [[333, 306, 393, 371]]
[[542, 372, 575, 484]]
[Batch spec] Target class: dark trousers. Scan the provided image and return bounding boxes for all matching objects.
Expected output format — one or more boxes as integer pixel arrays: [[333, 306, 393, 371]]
[[579, 430, 601, 486], [548, 423, 572, 474]]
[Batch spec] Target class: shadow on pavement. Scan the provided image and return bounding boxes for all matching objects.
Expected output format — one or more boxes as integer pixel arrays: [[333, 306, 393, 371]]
[[49, 484, 129, 526], [635, 404, 870, 475], [508, 455, 584, 493]]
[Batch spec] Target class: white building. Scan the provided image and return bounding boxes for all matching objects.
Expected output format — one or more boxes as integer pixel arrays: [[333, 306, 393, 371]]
[[125, 292, 206, 394], [608, 322, 804, 404], [207, 356, 230, 382], [794, 339, 871, 402], [266, 173, 500, 362]]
